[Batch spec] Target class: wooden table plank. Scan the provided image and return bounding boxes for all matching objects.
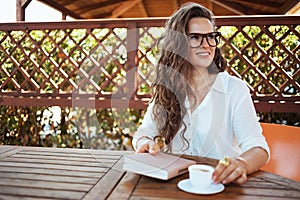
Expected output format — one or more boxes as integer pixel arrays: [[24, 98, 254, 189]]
[[82, 157, 127, 200], [0, 177, 92, 191], [0, 166, 105, 177], [132, 188, 297, 200], [9, 153, 118, 163], [226, 186, 300, 198], [0, 194, 55, 200], [0, 172, 99, 184], [130, 197, 293, 200], [0, 186, 85, 200], [16, 146, 125, 156], [0, 146, 19, 155], [107, 172, 141, 200], [0, 146, 21, 159], [18, 150, 121, 159], [2, 157, 115, 168], [0, 161, 110, 172], [253, 171, 300, 190]]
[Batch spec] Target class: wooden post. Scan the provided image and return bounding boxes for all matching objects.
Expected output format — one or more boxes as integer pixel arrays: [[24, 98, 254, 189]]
[[16, 0, 32, 21], [62, 13, 67, 20], [126, 22, 139, 100]]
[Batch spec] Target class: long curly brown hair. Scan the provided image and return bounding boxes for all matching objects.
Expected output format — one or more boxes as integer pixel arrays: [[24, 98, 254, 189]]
[[151, 2, 227, 152]]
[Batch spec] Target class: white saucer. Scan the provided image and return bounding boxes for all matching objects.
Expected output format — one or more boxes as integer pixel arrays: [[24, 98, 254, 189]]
[[177, 179, 224, 195]]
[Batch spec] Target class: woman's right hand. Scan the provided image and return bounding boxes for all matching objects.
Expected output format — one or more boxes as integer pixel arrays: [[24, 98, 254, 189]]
[[136, 140, 160, 154]]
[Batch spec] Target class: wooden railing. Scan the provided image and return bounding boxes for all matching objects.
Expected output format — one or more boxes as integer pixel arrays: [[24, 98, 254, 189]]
[[0, 16, 299, 112]]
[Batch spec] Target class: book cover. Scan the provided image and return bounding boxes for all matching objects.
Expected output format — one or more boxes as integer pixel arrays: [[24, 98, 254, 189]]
[[123, 152, 196, 180]]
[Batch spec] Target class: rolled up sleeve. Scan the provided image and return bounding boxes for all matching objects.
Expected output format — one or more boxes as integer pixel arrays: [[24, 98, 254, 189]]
[[232, 81, 270, 160], [132, 102, 157, 150]]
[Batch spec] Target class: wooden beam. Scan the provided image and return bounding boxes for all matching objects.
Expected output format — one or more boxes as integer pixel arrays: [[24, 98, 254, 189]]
[[138, 0, 148, 17], [62, 13, 67, 20], [277, 0, 300, 14], [110, 0, 141, 18], [20, 0, 32, 7], [16, 0, 32, 21], [59, 0, 77, 6], [37, 0, 82, 19], [230, 0, 281, 9], [93, 12, 112, 19], [211, 0, 244, 15], [172, 0, 179, 12], [287, 1, 300, 14], [207, 0, 213, 12], [78, 0, 125, 14]]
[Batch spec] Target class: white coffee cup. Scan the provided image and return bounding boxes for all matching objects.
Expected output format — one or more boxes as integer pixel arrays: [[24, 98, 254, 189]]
[[188, 164, 214, 190]]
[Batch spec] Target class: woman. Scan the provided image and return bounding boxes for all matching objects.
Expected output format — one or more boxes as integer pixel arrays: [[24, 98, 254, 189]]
[[132, 2, 269, 185]]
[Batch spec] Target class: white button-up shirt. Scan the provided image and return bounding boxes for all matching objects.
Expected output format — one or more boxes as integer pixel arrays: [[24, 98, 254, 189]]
[[132, 72, 270, 160]]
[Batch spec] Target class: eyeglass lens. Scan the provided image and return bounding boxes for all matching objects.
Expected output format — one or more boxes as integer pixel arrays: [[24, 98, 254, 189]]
[[189, 32, 221, 47]]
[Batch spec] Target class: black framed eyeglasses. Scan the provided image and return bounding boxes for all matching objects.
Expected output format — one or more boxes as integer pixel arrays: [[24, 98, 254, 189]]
[[188, 32, 221, 48]]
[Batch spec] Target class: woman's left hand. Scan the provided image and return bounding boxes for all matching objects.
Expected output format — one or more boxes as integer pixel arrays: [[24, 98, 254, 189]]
[[212, 157, 248, 185]]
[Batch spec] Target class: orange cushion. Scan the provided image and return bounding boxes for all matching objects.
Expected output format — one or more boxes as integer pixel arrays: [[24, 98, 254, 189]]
[[260, 123, 300, 182]]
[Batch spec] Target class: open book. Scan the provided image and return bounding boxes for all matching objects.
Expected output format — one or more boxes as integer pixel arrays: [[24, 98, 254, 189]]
[[123, 152, 196, 180]]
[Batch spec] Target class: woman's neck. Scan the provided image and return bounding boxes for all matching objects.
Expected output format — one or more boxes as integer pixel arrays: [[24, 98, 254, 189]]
[[190, 68, 213, 91], [189, 68, 217, 111]]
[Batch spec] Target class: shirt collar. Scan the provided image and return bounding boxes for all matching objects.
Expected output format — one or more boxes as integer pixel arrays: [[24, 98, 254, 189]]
[[211, 72, 226, 94]]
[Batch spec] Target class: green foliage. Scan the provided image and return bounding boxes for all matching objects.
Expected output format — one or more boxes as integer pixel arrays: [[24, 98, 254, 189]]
[[0, 106, 144, 150], [0, 106, 44, 146], [258, 112, 300, 126], [78, 108, 144, 150]]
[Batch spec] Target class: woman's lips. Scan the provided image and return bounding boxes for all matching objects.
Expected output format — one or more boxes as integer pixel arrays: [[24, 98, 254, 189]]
[[196, 52, 210, 56]]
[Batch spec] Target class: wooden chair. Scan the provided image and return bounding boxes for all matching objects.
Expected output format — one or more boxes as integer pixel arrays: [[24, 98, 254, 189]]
[[260, 122, 300, 182]]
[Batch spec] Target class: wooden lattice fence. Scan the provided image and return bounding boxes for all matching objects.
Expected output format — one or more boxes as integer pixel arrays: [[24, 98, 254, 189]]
[[0, 16, 299, 112]]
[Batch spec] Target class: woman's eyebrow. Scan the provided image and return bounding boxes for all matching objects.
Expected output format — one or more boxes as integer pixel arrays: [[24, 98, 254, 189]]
[[188, 32, 203, 35], [188, 32, 213, 35]]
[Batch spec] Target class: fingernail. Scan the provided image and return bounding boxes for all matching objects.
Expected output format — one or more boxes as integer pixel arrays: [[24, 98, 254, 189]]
[[222, 180, 227, 184], [212, 175, 216, 181]]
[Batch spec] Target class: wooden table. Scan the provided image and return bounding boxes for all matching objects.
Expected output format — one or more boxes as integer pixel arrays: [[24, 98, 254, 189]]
[[0, 145, 299, 200]]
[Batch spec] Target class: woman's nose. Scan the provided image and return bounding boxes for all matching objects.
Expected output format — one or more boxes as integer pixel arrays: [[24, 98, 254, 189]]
[[200, 37, 210, 47]]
